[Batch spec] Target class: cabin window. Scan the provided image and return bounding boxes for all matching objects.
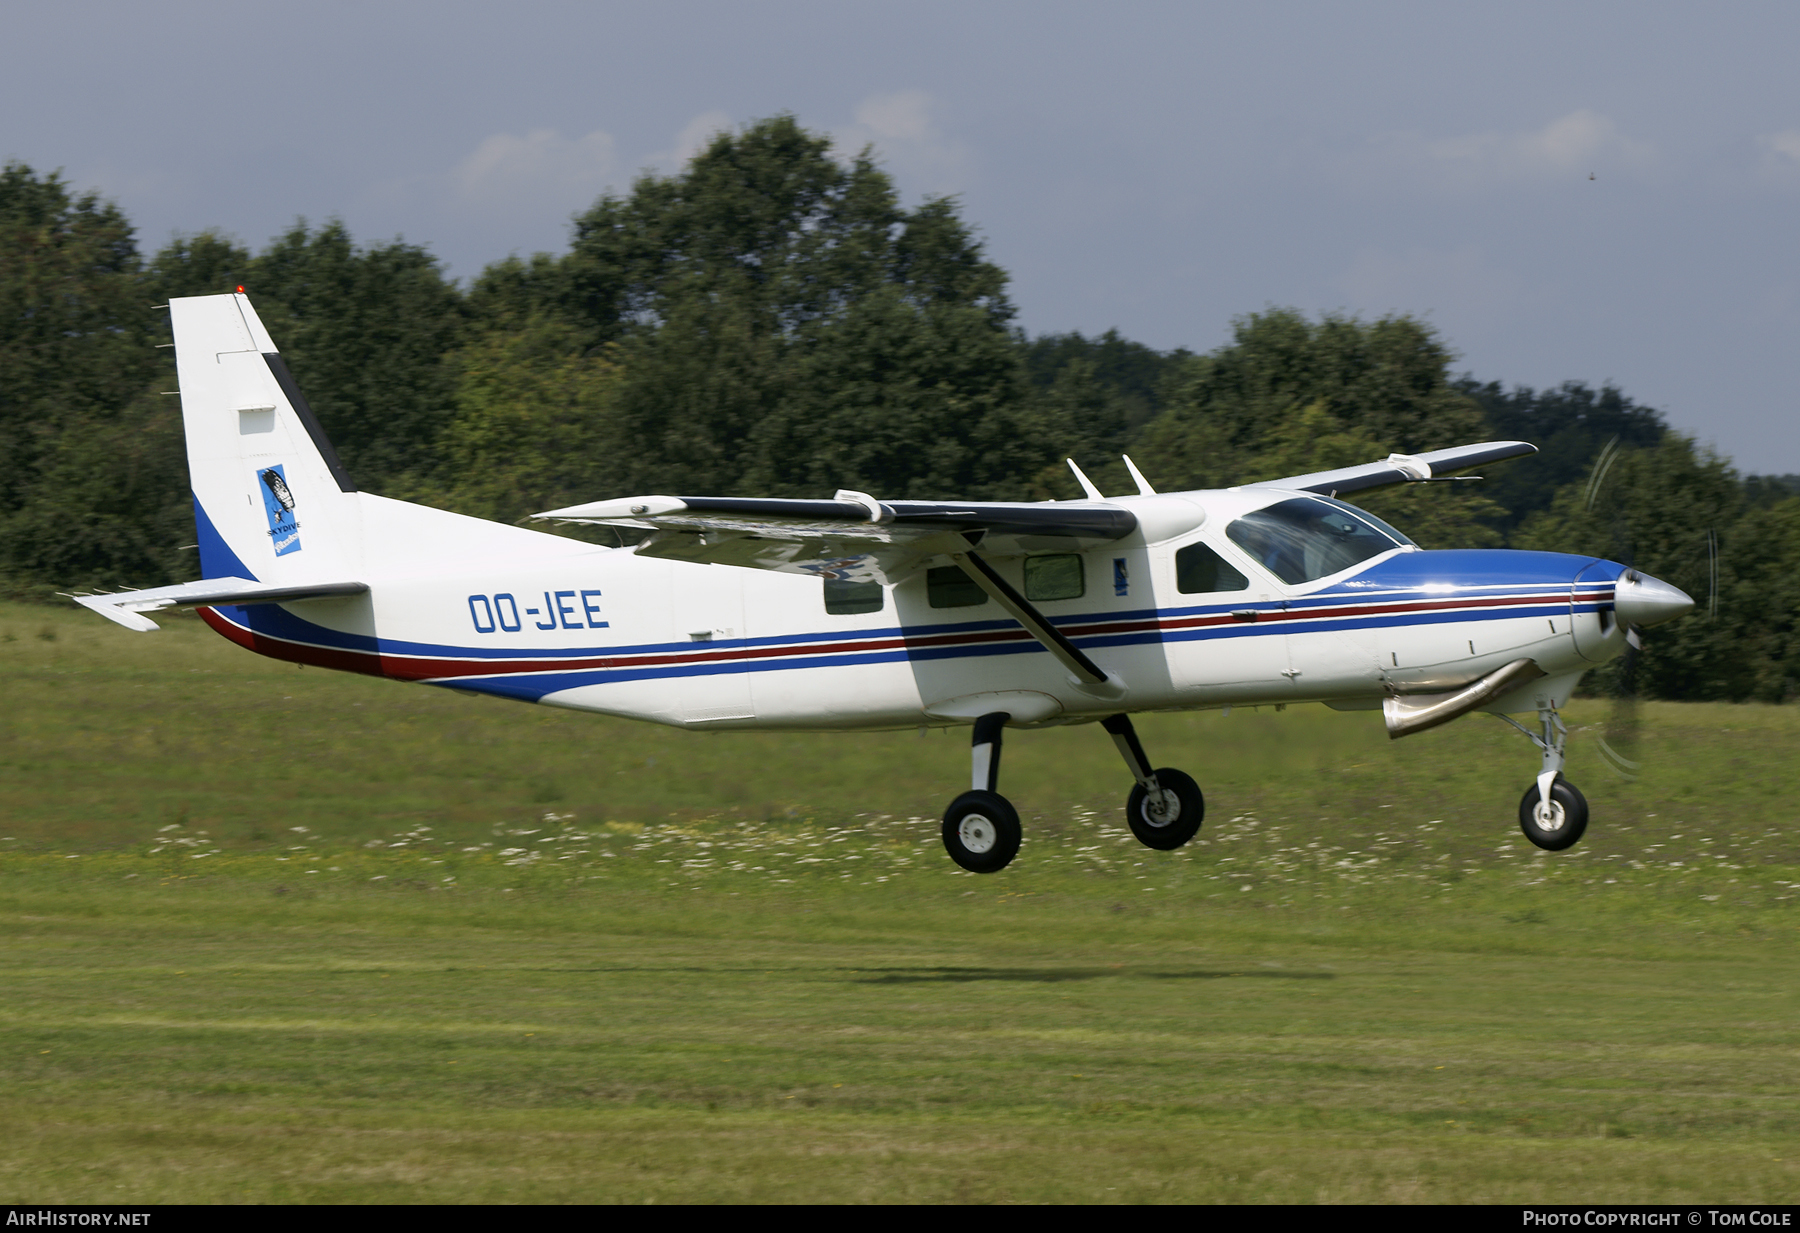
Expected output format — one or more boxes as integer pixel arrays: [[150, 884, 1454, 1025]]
[[927, 565, 988, 608], [1225, 496, 1408, 585], [823, 578, 884, 615], [1023, 554, 1084, 601], [1175, 542, 1249, 594]]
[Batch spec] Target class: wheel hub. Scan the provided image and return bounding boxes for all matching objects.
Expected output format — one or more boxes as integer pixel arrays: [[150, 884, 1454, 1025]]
[[1143, 789, 1180, 827], [958, 814, 997, 854], [1534, 799, 1566, 831]]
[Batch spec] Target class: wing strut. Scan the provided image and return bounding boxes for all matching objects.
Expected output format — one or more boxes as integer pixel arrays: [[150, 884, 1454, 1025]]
[[947, 549, 1121, 695]]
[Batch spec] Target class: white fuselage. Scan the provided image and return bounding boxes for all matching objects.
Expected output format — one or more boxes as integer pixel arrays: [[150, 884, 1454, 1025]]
[[199, 489, 1620, 732]]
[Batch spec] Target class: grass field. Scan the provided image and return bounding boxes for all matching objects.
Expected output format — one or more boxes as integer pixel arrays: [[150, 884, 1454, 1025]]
[[2, 599, 1798, 1203]]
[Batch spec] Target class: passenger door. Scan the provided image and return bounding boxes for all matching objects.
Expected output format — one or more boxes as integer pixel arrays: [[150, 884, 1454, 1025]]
[[1161, 536, 1298, 701]]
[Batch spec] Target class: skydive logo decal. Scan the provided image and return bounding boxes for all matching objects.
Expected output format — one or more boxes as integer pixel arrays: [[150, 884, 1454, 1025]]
[[257, 464, 302, 556]]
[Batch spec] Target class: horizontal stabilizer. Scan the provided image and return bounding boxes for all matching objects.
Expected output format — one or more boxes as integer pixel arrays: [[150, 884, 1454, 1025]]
[[532, 494, 1136, 583], [70, 577, 368, 632], [1248, 441, 1537, 497]]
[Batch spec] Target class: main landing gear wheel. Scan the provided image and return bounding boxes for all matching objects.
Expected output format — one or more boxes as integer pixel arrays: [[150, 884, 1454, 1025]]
[[1125, 768, 1204, 850], [1518, 778, 1588, 851], [942, 790, 1022, 874]]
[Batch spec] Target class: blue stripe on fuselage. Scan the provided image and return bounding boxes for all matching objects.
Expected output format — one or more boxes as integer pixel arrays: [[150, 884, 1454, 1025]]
[[206, 545, 1620, 701]]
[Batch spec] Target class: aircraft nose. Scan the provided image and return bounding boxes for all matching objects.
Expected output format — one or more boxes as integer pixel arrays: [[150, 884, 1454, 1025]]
[[1613, 569, 1694, 628]]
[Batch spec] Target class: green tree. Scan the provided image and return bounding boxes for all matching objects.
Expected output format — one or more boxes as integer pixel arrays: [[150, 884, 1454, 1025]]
[[237, 221, 465, 489], [1720, 495, 1800, 701], [1131, 309, 1500, 545], [1023, 331, 1185, 451], [145, 223, 467, 492], [429, 316, 625, 524], [0, 164, 187, 590], [0, 397, 193, 590], [738, 281, 1057, 499], [1514, 436, 1755, 700], [1017, 331, 1192, 499], [146, 230, 253, 300], [5, 212, 472, 589], [1457, 379, 1667, 538], [469, 115, 1051, 500], [0, 165, 157, 477]]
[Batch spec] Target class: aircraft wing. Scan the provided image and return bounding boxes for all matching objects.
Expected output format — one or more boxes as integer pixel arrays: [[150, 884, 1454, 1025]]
[[532, 492, 1136, 584], [1246, 440, 1537, 497], [70, 577, 369, 632]]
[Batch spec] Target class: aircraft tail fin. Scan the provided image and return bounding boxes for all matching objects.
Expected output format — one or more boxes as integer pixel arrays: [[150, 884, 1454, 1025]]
[[172, 293, 366, 582], [171, 292, 601, 593]]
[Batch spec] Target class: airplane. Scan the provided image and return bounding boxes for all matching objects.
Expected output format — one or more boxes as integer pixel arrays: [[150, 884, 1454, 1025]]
[[70, 293, 1696, 873]]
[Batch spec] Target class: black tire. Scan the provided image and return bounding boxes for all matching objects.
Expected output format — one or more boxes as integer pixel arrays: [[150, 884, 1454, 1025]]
[[1518, 778, 1588, 851], [1126, 768, 1204, 850], [942, 790, 1022, 873]]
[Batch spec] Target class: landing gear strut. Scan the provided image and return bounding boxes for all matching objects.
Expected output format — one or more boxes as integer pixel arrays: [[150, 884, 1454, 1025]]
[[941, 712, 1022, 873], [1103, 714, 1204, 850], [937, 711, 1204, 872], [1497, 703, 1589, 851]]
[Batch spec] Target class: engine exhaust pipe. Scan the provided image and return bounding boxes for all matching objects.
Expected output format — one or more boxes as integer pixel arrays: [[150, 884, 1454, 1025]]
[[1384, 658, 1547, 740]]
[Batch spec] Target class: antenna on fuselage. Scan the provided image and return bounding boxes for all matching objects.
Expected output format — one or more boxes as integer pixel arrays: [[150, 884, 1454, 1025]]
[[1066, 458, 1105, 500], [1122, 455, 1157, 496]]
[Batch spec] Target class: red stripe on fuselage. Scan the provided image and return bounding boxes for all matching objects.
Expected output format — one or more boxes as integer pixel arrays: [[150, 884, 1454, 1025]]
[[198, 586, 1606, 684], [199, 606, 392, 677], [1155, 589, 1580, 635], [198, 606, 1041, 681]]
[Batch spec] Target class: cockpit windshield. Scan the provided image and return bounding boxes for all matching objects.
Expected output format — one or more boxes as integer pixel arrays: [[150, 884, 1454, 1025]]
[[1225, 496, 1413, 585]]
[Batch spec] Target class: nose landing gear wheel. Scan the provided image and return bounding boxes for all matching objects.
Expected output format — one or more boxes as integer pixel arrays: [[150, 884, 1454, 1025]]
[[1518, 778, 1588, 851], [942, 790, 1022, 873], [1125, 768, 1204, 850]]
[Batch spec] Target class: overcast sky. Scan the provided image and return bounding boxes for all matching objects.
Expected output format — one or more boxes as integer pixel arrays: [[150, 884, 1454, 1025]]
[[7, 1, 1799, 470]]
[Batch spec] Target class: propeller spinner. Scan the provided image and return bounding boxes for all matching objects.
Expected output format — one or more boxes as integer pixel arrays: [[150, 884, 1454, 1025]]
[[1613, 569, 1695, 629]]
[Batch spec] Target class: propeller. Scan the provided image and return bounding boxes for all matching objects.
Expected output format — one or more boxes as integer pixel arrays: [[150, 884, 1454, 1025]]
[[1584, 437, 1710, 780], [1594, 627, 1641, 779], [1591, 551, 1709, 780]]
